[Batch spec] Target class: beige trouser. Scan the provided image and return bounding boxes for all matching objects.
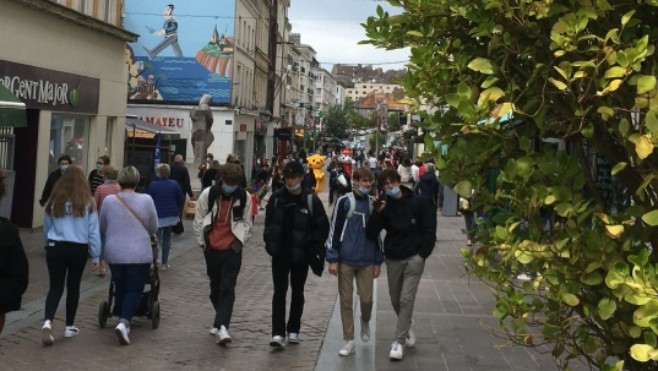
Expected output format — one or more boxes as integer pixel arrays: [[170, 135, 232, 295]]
[[338, 264, 375, 340], [386, 254, 425, 343]]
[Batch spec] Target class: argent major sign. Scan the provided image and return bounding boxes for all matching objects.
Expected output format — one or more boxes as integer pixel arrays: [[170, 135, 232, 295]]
[[0, 60, 99, 114]]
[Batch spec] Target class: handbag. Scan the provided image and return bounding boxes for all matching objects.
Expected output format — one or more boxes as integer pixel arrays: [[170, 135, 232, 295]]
[[172, 220, 184, 235], [115, 194, 159, 249]]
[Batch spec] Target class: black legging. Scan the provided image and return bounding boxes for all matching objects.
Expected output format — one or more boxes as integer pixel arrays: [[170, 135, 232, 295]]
[[44, 242, 88, 326]]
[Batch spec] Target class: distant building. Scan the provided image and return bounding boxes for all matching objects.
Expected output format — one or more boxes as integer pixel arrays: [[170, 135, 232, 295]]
[[346, 82, 403, 102]]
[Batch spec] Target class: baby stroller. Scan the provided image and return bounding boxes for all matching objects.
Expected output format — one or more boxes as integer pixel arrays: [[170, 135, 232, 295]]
[[98, 239, 161, 329]]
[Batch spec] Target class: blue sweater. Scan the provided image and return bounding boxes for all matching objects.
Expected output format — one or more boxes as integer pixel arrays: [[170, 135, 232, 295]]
[[44, 202, 101, 263], [325, 192, 383, 266], [147, 178, 184, 219]]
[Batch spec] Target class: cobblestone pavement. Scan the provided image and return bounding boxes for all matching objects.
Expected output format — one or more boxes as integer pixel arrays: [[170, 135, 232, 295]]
[[1, 212, 337, 371]]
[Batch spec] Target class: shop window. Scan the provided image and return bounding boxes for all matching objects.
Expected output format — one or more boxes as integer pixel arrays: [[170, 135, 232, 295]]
[[49, 115, 90, 174], [0, 127, 14, 171]]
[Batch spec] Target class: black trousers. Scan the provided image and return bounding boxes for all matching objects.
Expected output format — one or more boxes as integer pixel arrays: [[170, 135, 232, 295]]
[[44, 241, 88, 326], [271, 253, 309, 337], [204, 249, 242, 329]]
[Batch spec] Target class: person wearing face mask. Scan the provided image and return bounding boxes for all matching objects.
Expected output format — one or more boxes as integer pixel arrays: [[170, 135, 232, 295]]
[[88, 155, 110, 196], [198, 153, 214, 181], [263, 161, 329, 349], [39, 155, 73, 207], [365, 168, 437, 361], [325, 167, 383, 356], [193, 163, 252, 346]]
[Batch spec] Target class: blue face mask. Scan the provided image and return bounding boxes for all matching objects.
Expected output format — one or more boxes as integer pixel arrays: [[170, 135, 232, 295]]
[[222, 184, 237, 194], [385, 187, 400, 197], [358, 186, 371, 195], [59, 164, 69, 172]]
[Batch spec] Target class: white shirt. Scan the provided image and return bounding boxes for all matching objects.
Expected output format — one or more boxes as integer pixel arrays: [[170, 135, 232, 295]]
[[368, 156, 377, 169], [411, 164, 420, 182]]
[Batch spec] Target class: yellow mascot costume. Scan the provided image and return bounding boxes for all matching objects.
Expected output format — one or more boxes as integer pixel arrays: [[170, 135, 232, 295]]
[[306, 153, 327, 193]]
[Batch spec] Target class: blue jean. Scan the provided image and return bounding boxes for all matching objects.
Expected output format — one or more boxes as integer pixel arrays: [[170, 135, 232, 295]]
[[157, 227, 172, 265], [109, 263, 150, 323]]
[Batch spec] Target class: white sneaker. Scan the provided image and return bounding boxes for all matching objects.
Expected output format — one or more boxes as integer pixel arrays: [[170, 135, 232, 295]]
[[406, 322, 416, 348], [361, 320, 371, 342], [389, 341, 404, 360], [115, 322, 131, 345], [209, 327, 219, 336], [270, 335, 285, 348], [42, 320, 54, 346], [216, 325, 232, 346], [287, 332, 300, 344], [63, 326, 79, 338], [338, 340, 355, 356]]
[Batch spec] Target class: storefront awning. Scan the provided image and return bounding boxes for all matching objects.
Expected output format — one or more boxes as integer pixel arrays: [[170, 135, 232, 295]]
[[0, 84, 27, 127], [125, 117, 180, 135]]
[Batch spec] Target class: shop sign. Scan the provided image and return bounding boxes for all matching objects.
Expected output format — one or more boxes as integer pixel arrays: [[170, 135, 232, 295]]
[[0, 60, 99, 114], [140, 116, 186, 128]]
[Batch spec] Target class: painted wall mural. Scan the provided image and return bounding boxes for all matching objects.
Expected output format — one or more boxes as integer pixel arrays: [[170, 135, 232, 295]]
[[124, 1, 235, 104]]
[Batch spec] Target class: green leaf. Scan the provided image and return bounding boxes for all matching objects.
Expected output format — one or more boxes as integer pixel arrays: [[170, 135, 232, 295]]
[[598, 298, 617, 320], [630, 344, 658, 362], [641, 210, 658, 226], [581, 271, 603, 286], [647, 109, 658, 133], [406, 30, 424, 37], [548, 78, 568, 91], [619, 118, 630, 137], [457, 82, 471, 99], [453, 180, 473, 198], [467, 58, 494, 75], [637, 76, 657, 95], [581, 122, 594, 138], [604, 66, 627, 79], [611, 162, 627, 175], [445, 93, 461, 108], [480, 76, 499, 89], [621, 10, 636, 27], [561, 293, 580, 306], [478, 87, 505, 107]]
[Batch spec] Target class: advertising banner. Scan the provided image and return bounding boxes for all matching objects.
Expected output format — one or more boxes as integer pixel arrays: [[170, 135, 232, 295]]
[[124, 1, 235, 105]]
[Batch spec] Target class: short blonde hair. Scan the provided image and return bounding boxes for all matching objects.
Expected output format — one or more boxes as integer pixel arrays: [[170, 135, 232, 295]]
[[155, 163, 171, 178], [118, 166, 141, 189]]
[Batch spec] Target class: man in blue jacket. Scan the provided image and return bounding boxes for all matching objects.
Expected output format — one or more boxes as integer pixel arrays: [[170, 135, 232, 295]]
[[326, 167, 383, 357], [366, 168, 437, 361]]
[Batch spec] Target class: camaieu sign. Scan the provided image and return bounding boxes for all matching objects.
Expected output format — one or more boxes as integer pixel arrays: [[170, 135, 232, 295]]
[[0, 60, 99, 114]]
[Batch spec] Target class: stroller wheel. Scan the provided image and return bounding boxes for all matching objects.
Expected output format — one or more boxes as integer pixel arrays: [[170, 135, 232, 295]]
[[151, 301, 160, 329], [98, 301, 110, 328]]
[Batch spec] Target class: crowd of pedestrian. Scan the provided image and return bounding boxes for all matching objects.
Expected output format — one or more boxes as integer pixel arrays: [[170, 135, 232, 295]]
[[1, 145, 442, 362]]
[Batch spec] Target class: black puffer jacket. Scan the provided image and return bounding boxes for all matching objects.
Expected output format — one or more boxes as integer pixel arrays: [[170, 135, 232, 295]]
[[366, 186, 437, 260], [0, 217, 29, 313], [263, 188, 329, 275]]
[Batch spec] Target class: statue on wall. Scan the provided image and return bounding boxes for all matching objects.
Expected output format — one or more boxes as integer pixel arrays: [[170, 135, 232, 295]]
[[190, 94, 214, 161]]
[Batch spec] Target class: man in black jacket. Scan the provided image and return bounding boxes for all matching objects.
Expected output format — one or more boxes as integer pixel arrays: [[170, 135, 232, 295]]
[[366, 168, 437, 361], [39, 155, 72, 207], [263, 161, 329, 349]]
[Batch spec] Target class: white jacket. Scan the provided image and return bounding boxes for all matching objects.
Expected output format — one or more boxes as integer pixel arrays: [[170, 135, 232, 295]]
[[193, 186, 252, 248]]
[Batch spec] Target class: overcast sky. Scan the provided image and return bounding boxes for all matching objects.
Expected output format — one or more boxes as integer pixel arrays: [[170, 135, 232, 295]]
[[288, 0, 410, 71]]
